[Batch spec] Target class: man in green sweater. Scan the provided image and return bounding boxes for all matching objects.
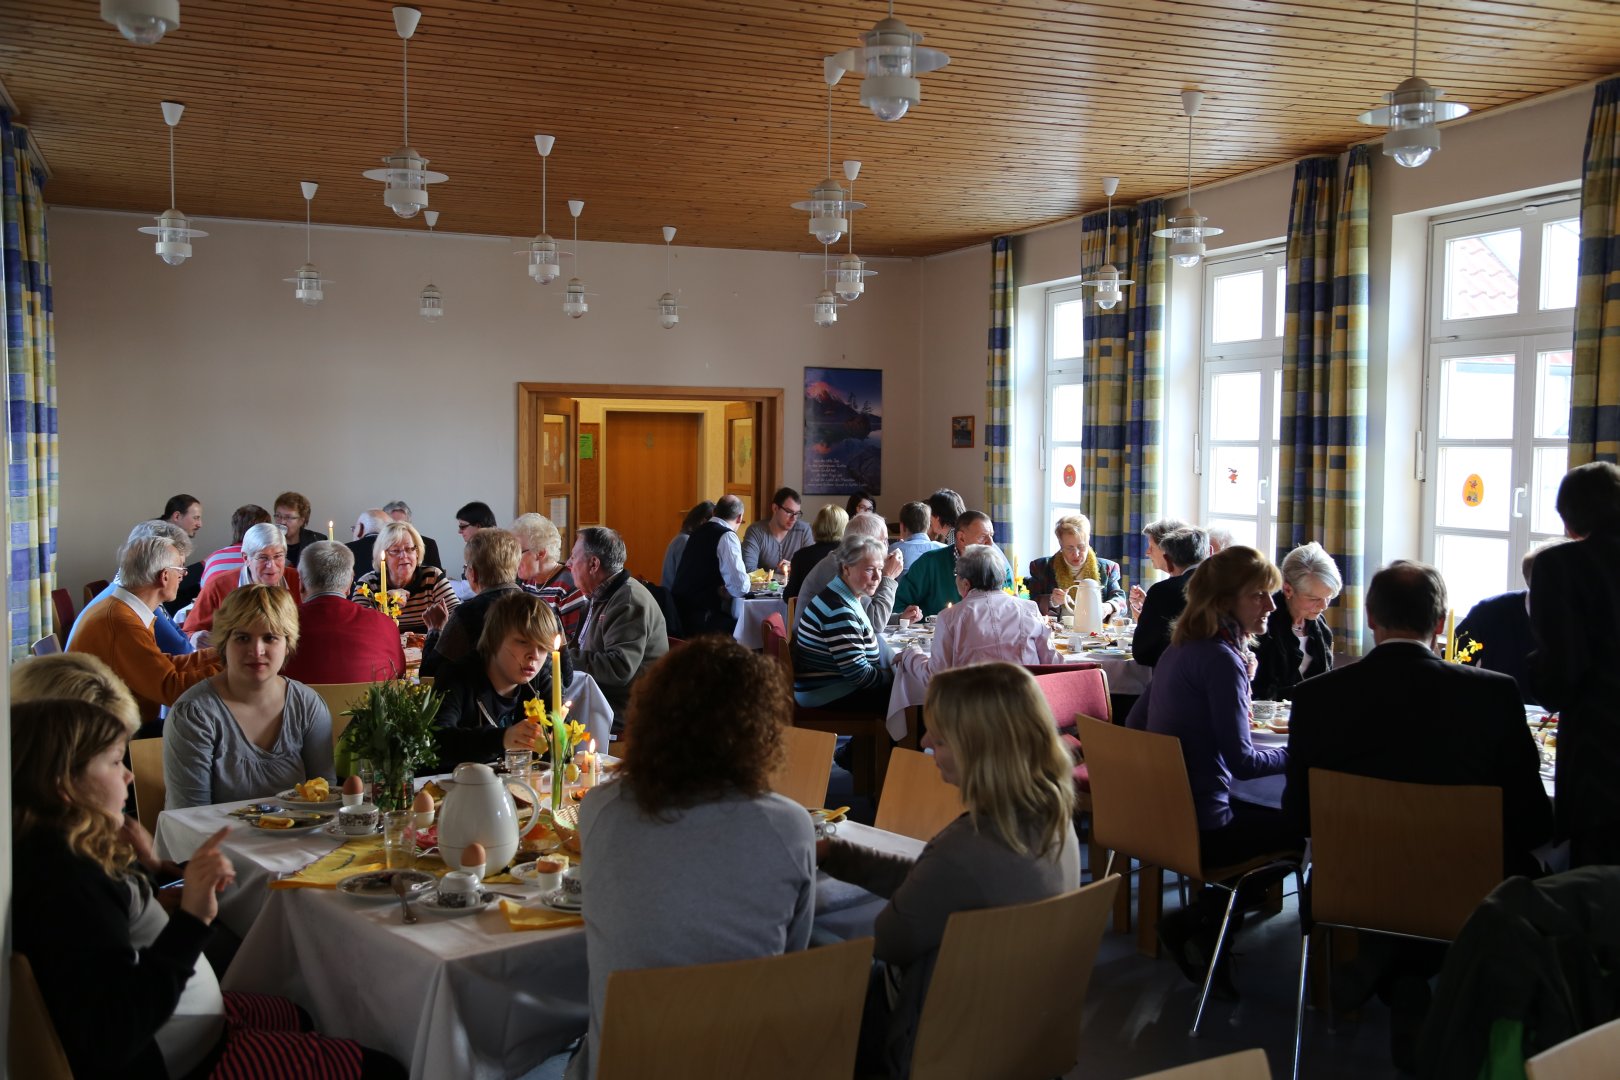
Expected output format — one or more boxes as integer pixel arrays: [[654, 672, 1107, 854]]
[[895, 511, 1010, 617]]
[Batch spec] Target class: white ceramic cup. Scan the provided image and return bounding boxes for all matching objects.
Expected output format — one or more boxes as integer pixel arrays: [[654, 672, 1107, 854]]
[[560, 865, 584, 901], [1061, 614, 1075, 630], [1252, 700, 1278, 721], [438, 870, 480, 908], [337, 804, 379, 836], [458, 858, 486, 882], [897, 617, 913, 630]]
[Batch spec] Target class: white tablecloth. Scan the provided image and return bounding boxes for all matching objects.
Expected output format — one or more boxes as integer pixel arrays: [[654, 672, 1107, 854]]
[[160, 798, 922, 1079], [563, 670, 613, 750], [732, 595, 788, 649]]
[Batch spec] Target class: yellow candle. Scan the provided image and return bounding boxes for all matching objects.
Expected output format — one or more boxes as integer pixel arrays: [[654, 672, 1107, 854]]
[[327, 519, 334, 540], [551, 634, 564, 721], [379, 555, 387, 600], [1444, 608, 1455, 662]]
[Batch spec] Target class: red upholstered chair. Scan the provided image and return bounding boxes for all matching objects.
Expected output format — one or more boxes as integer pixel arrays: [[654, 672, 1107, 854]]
[[760, 612, 892, 797], [1034, 667, 1116, 899], [51, 588, 75, 639]]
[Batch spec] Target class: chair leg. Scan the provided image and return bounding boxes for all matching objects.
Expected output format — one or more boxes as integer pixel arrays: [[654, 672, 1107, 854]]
[[1291, 929, 1311, 1080], [1137, 865, 1163, 957], [1189, 885, 1242, 1036]]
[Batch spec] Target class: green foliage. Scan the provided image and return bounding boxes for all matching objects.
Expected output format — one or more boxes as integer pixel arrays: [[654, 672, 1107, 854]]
[[337, 680, 441, 808]]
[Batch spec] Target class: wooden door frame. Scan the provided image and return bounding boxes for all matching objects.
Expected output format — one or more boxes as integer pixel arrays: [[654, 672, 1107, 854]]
[[517, 383, 784, 522]]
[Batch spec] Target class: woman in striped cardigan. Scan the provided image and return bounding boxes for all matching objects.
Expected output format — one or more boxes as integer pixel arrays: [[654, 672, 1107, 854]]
[[791, 534, 894, 711]]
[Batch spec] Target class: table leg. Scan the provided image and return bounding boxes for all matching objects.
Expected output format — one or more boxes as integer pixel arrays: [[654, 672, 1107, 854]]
[[1137, 865, 1163, 958]]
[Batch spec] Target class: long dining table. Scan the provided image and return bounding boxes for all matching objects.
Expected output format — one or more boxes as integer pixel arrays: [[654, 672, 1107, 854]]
[[157, 792, 923, 1079]]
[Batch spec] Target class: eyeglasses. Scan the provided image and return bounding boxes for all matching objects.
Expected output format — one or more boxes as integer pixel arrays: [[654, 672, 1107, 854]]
[[779, 507, 803, 519], [161, 564, 187, 577], [456, 521, 476, 532], [383, 546, 418, 559], [273, 512, 302, 524], [251, 552, 286, 564]]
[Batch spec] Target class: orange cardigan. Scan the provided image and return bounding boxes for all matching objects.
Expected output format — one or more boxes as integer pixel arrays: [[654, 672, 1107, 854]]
[[68, 595, 221, 727], [183, 568, 303, 634]]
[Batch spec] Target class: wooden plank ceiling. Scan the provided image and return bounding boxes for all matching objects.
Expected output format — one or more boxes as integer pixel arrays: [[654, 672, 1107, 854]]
[[2, 0, 1617, 257]]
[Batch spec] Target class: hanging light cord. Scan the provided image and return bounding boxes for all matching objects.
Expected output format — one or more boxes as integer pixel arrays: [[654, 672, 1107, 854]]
[[168, 124, 176, 208], [305, 197, 312, 262], [1185, 111, 1194, 206], [540, 155, 548, 233], [848, 178, 856, 254], [401, 36, 410, 144], [665, 239, 672, 290], [1103, 190, 1113, 265], [825, 85, 834, 180], [1410, 0, 1420, 77], [574, 214, 581, 277]]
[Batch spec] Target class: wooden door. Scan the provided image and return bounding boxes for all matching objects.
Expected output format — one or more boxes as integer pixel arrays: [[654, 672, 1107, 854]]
[[724, 400, 761, 524], [520, 394, 580, 551], [604, 411, 701, 581]]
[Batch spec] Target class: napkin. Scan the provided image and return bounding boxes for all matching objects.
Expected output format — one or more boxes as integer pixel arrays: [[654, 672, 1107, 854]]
[[498, 899, 583, 932], [271, 836, 520, 889]]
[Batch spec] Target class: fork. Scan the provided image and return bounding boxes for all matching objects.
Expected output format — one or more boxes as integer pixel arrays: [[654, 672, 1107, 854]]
[[392, 874, 419, 924]]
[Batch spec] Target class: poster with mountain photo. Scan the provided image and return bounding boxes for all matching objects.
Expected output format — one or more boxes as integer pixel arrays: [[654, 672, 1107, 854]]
[[803, 367, 882, 495]]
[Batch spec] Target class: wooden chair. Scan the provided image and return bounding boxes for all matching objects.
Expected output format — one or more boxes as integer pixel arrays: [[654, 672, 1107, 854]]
[[82, 578, 109, 608], [9, 953, 74, 1080], [31, 633, 61, 656], [873, 747, 963, 841], [759, 612, 893, 797], [1076, 716, 1303, 1037], [1130, 1048, 1272, 1079], [308, 681, 375, 747], [1292, 770, 1503, 1080], [50, 586, 75, 639], [769, 725, 837, 809], [595, 936, 874, 1080], [1526, 1017, 1620, 1080], [910, 876, 1121, 1080], [129, 736, 167, 834]]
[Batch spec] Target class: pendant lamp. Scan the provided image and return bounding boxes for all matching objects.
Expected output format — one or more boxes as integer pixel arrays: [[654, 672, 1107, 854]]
[[518, 134, 566, 284], [825, 0, 950, 123], [419, 210, 443, 319], [362, 7, 447, 219], [792, 62, 865, 247], [829, 160, 877, 302], [1356, 0, 1470, 168], [285, 182, 332, 306], [563, 200, 589, 319], [102, 0, 178, 44], [1081, 177, 1135, 310], [137, 101, 207, 266], [1153, 90, 1223, 269], [657, 226, 683, 330]]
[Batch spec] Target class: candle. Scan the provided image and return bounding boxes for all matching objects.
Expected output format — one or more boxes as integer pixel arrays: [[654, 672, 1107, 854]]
[[589, 738, 600, 786], [551, 634, 564, 722], [327, 520, 334, 541], [1444, 608, 1456, 662], [379, 554, 387, 604]]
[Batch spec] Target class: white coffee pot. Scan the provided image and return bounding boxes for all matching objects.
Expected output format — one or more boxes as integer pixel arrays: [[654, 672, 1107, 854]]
[[437, 762, 540, 874], [1065, 580, 1105, 634]]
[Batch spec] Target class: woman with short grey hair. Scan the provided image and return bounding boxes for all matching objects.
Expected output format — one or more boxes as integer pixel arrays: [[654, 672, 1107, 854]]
[[183, 522, 302, 636], [792, 534, 894, 710], [1130, 517, 1192, 618], [1252, 541, 1342, 701], [510, 512, 585, 641], [928, 544, 1058, 670]]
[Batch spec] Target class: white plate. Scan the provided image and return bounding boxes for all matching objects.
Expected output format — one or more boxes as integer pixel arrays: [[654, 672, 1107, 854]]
[[275, 787, 344, 809], [323, 821, 382, 838], [246, 812, 333, 833], [537, 887, 583, 913], [337, 869, 436, 901], [418, 891, 497, 917], [1087, 648, 1132, 659]]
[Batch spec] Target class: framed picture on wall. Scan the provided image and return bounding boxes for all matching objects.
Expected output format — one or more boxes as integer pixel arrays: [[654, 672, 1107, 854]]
[[804, 367, 882, 494], [951, 415, 976, 449], [727, 416, 754, 487]]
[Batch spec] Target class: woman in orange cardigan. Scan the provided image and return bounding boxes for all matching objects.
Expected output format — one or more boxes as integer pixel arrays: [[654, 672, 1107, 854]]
[[70, 532, 220, 734]]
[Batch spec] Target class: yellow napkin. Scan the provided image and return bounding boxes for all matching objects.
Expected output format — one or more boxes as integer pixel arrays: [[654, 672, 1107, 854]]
[[498, 899, 583, 932], [271, 837, 518, 889]]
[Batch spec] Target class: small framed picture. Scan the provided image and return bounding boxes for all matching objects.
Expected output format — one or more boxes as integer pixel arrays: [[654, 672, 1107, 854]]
[[950, 415, 976, 449]]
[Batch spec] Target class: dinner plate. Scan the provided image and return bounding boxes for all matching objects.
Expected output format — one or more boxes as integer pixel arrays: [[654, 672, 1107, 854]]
[[1086, 648, 1132, 659], [247, 812, 333, 833], [323, 821, 382, 838], [275, 787, 344, 810], [418, 891, 497, 917], [536, 887, 584, 913], [337, 869, 436, 901]]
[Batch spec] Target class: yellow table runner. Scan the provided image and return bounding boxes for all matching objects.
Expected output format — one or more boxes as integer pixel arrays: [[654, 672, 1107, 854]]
[[269, 836, 523, 889]]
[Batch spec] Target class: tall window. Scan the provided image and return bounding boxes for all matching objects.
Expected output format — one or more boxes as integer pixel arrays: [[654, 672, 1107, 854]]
[[1200, 252, 1286, 555], [1044, 285, 1085, 530], [1423, 195, 1578, 616]]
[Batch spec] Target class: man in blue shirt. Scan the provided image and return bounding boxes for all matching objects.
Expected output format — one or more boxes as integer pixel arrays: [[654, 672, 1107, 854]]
[[889, 501, 943, 575]]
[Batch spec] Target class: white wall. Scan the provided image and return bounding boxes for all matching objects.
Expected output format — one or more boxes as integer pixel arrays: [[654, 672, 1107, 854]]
[[50, 210, 920, 591]]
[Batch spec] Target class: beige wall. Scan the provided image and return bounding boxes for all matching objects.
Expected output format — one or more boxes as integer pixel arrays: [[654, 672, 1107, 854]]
[[50, 210, 920, 588]]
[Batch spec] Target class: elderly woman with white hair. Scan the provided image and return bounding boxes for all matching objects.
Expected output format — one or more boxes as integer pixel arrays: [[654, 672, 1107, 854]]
[[1250, 541, 1341, 701], [792, 534, 896, 711], [350, 519, 459, 634], [183, 522, 303, 636], [929, 544, 1059, 670], [511, 511, 586, 642]]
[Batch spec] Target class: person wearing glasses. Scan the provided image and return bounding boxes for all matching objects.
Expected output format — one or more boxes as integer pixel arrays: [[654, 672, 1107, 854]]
[[740, 486, 814, 575], [351, 519, 460, 635], [68, 532, 222, 735], [272, 490, 326, 568], [70, 521, 197, 658], [1250, 541, 1342, 701], [183, 523, 303, 638], [383, 498, 442, 572]]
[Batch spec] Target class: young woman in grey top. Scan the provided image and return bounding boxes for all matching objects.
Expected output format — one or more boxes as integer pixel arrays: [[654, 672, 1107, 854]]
[[164, 584, 334, 809], [820, 662, 1080, 1077], [568, 636, 816, 1080]]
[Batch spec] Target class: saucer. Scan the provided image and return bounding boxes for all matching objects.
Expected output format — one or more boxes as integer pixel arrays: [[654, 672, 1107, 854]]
[[539, 887, 583, 912], [337, 869, 436, 901], [323, 821, 382, 838], [419, 890, 496, 917]]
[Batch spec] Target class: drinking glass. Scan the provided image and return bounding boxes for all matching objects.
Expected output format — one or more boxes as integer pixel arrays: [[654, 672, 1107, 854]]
[[504, 748, 532, 780], [382, 811, 415, 870]]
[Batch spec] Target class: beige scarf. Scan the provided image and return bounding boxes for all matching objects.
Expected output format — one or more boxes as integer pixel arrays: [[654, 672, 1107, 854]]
[[1053, 548, 1100, 591]]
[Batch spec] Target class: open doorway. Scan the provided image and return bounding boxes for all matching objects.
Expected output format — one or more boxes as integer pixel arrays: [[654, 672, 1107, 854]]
[[517, 383, 784, 580]]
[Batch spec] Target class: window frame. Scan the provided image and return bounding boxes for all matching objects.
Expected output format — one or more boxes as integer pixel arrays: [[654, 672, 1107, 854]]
[[1042, 284, 1086, 534]]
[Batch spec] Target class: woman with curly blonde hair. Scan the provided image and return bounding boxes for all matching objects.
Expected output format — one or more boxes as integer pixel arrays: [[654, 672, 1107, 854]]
[[819, 662, 1080, 1076], [568, 636, 814, 1079]]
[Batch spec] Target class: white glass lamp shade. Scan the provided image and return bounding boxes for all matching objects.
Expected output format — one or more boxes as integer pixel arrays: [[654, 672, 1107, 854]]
[[830, 254, 876, 302], [862, 18, 919, 121], [657, 293, 680, 329], [1359, 77, 1467, 169], [102, 0, 178, 43], [138, 207, 207, 266], [792, 179, 865, 247], [287, 264, 327, 306], [564, 278, 589, 319], [1155, 206, 1222, 269], [526, 234, 561, 284], [1088, 264, 1134, 309], [362, 146, 448, 219], [419, 283, 443, 319], [812, 289, 840, 327]]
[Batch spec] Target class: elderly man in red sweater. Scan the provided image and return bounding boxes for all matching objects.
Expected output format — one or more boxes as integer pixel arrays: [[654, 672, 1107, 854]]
[[283, 541, 406, 684]]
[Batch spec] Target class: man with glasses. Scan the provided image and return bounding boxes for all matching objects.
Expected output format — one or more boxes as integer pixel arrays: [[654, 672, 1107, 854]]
[[740, 486, 814, 575], [200, 504, 271, 587], [183, 522, 303, 637], [70, 520, 197, 657]]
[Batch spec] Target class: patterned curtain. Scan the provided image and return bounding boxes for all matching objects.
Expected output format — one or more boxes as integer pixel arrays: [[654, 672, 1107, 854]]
[[1570, 76, 1620, 466], [2, 109, 58, 658], [1276, 147, 1369, 656], [985, 235, 1016, 571], [1080, 199, 1166, 589]]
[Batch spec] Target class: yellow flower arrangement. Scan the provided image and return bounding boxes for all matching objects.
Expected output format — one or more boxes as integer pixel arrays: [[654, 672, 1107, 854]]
[[355, 582, 404, 621], [1455, 635, 1484, 664]]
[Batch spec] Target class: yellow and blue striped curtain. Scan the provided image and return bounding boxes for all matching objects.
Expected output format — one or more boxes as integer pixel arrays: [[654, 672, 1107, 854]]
[[1570, 76, 1620, 466], [1080, 199, 1166, 589], [986, 235, 1016, 571], [1276, 147, 1369, 656], [2, 109, 58, 659]]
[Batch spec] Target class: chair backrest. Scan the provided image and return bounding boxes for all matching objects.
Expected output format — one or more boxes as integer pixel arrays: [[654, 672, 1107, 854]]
[[911, 876, 1121, 1080], [595, 936, 874, 1080], [768, 725, 836, 809], [308, 682, 375, 746], [31, 633, 61, 656], [1130, 1047, 1272, 1079], [1309, 768, 1503, 941], [785, 595, 798, 636], [874, 747, 964, 841], [83, 579, 109, 607], [129, 736, 167, 834], [1074, 715, 1204, 879], [9, 953, 74, 1080], [1526, 1017, 1620, 1080], [760, 612, 790, 667], [50, 587, 74, 639], [1033, 667, 1112, 728]]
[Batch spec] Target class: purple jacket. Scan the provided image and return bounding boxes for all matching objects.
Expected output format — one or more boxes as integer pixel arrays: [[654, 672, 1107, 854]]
[[1134, 631, 1286, 830]]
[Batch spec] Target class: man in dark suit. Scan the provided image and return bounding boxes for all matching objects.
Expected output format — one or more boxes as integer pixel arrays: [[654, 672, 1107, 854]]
[[1531, 461, 1620, 868], [1284, 559, 1552, 1068], [1131, 526, 1210, 667], [1457, 542, 1564, 706], [672, 493, 749, 636], [346, 508, 391, 575]]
